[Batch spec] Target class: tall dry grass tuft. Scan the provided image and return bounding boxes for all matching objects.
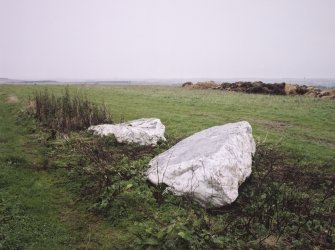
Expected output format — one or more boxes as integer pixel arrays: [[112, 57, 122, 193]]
[[29, 87, 112, 132]]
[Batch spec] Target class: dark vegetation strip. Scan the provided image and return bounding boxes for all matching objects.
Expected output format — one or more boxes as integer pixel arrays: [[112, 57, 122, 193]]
[[54, 134, 335, 248]]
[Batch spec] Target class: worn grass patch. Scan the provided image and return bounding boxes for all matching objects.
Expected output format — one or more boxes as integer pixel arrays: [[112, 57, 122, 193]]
[[5, 95, 19, 104]]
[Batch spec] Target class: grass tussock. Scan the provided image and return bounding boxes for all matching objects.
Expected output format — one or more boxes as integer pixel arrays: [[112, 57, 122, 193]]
[[29, 87, 112, 132]]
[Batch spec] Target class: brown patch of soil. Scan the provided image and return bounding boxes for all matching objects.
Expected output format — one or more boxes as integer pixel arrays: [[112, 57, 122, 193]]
[[5, 95, 19, 103], [256, 120, 292, 132]]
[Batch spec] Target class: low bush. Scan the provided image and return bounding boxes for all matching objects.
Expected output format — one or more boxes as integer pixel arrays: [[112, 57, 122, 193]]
[[29, 87, 112, 132]]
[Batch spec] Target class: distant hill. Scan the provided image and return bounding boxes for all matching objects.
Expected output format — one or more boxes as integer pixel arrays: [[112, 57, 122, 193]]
[[0, 78, 58, 84], [0, 78, 25, 83]]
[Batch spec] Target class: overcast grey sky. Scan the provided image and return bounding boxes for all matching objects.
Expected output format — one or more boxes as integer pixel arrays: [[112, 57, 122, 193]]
[[0, 0, 334, 80]]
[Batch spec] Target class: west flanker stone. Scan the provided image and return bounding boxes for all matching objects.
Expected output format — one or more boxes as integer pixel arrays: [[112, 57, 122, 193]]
[[146, 121, 256, 207], [88, 118, 166, 146]]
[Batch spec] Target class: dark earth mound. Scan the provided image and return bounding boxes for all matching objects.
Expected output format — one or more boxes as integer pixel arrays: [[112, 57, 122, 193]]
[[183, 81, 335, 99]]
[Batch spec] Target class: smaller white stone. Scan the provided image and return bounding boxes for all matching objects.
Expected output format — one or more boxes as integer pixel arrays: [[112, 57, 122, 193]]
[[88, 118, 166, 146]]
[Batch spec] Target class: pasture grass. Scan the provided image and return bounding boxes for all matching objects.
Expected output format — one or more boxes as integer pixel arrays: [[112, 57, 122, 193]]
[[1, 84, 334, 169], [0, 100, 71, 249], [0, 92, 129, 249], [0, 84, 334, 248]]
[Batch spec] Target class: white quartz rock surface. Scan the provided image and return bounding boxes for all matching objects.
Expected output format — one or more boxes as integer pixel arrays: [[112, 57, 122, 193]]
[[88, 118, 166, 146], [147, 121, 256, 207]]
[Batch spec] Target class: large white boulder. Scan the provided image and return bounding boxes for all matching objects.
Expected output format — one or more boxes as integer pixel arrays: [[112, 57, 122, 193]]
[[146, 121, 256, 207], [88, 118, 166, 146]]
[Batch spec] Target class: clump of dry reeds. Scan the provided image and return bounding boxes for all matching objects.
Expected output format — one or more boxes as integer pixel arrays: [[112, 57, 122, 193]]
[[29, 87, 112, 132]]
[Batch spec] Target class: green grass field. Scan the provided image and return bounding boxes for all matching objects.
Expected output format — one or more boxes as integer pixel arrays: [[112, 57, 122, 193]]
[[0, 84, 334, 249], [2, 84, 335, 166]]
